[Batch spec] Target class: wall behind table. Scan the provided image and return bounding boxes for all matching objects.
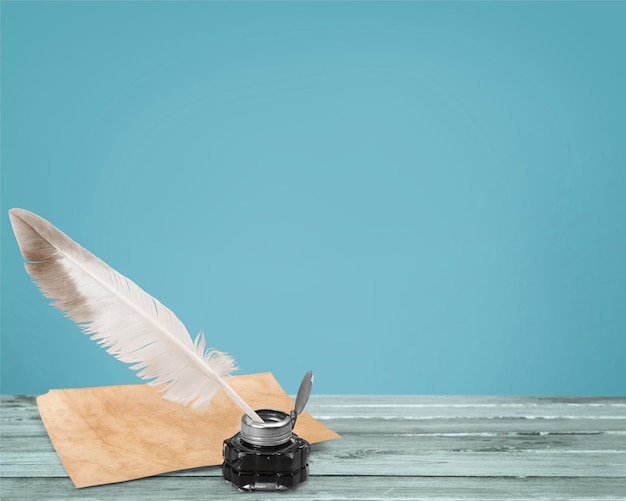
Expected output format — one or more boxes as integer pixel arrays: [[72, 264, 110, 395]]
[[2, 1, 625, 396]]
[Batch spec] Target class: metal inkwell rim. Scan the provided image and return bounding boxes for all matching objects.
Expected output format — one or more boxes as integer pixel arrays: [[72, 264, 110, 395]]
[[240, 409, 293, 447]]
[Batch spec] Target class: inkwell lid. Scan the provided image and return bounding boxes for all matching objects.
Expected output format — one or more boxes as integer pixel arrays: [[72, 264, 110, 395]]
[[240, 371, 314, 447]]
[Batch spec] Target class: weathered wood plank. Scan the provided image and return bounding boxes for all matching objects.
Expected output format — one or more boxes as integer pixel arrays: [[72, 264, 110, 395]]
[[5, 417, 626, 439], [3, 445, 625, 478], [2, 395, 626, 416], [4, 430, 626, 482], [307, 398, 626, 418], [2, 476, 626, 500], [308, 395, 626, 405], [5, 395, 626, 416], [4, 396, 626, 435], [323, 418, 626, 436], [5, 427, 625, 455]]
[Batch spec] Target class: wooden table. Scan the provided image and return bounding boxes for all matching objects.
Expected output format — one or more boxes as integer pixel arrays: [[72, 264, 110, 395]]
[[2, 395, 625, 500]]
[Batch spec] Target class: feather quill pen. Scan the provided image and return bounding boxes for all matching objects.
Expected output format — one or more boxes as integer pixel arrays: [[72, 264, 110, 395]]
[[9, 208, 262, 422]]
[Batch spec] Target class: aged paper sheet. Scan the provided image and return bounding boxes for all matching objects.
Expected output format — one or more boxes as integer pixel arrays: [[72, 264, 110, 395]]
[[37, 373, 340, 488]]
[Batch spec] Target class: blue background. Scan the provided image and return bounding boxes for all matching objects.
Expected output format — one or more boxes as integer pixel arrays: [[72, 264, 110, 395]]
[[2, 1, 625, 396]]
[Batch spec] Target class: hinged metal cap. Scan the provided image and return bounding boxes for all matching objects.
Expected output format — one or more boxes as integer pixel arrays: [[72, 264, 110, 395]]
[[240, 409, 293, 447]]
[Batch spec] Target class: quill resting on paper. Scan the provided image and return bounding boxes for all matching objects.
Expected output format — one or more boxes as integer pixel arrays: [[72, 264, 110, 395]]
[[8, 208, 262, 422]]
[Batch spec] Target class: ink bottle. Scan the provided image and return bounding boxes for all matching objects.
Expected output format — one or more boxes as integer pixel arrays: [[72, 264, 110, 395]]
[[222, 409, 310, 491], [222, 371, 314, 491]]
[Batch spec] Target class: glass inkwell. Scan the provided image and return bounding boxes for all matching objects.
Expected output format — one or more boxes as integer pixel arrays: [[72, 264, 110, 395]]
[[222, 371, 313, 491]]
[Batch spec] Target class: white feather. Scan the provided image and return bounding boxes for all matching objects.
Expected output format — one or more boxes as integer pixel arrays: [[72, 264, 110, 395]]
[[9, 208, 262, 421]]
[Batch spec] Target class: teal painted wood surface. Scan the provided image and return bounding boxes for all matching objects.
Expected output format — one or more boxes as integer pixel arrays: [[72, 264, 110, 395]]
[[2, 395, 626, 500]]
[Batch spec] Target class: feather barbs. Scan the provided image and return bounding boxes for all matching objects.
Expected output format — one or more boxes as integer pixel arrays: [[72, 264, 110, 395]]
[[9, 208, 262, 421]]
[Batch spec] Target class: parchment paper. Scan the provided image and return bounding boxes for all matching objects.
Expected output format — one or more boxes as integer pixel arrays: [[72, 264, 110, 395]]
[[36, 372, 340, 488]]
